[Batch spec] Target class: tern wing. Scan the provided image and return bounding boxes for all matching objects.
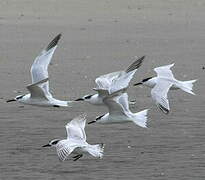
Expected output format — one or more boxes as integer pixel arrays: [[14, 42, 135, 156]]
[[65, 114, 87, 141], [56, 141, 79, 161], [95, 71, 123, 89], [26, 78, 49, 100], [117, 93, 130, 112], [110, 70, 136, 93], [95, 70, 136, 97], [95, 57, 143, 97], [94, 71, 124, 97], [125, 55, 145, 73], [30, 34, 61, 93], [103, 93, 130, 116], [154, 63, 175, 79], [151, 79, 173, 114]]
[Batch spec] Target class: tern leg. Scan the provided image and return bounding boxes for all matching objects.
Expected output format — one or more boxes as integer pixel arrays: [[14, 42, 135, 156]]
[[158, 104, 169, 114], [72, 155, 80, 159], [73, 154, 83, 161]]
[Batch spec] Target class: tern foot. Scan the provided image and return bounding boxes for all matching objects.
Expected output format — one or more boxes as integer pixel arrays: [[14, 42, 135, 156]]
[[72, 155, 80, 159], [53, 105, 60, 108], [158, 104, 169, 114], [73, 154, 83, 161]]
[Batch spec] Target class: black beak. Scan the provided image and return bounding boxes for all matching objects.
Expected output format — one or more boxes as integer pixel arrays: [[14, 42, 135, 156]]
[[6, 99, 16, 103], [88, 120, 96, 124], [74, 98, 84, 101], [134, 82, 142, 86], [42, 144, 51, 147]]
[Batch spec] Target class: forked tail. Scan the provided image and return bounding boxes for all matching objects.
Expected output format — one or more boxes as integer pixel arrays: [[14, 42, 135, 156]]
[[177, 79, 197, 95], [133, 109, 149, 128], [86, 143, 105, 159]]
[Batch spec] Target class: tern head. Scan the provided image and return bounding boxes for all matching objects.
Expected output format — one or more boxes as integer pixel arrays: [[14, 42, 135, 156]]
[[134, 77, 153, 86], [74, 94, 94, 102], [42, 139, 60, 147], [6, 94, 25, 103]]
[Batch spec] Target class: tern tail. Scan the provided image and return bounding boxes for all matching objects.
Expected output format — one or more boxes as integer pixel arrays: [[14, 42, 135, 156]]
[[85, 144, 105, 159], [177, 79, 197, 95], [132, 109, 149, 128]]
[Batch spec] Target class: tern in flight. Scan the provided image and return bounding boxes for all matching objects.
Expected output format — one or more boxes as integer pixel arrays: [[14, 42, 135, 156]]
[[134, 63, 197, 114], [42, 114, 104, 161], [88, 93, 149, 128], [87, 58, 149, 128], [7, 34, 71, 107], [75, 56, 145, 106]]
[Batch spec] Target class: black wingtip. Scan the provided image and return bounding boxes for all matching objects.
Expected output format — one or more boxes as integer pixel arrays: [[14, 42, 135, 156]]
[[46, 33, 62, 51], [126, 55, 145, 73]]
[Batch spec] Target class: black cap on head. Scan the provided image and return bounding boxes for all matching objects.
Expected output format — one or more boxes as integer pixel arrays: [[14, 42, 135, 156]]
[[84, 95, 93, 99], [74, 94, 93, 101], [142, 77, 153, 83]]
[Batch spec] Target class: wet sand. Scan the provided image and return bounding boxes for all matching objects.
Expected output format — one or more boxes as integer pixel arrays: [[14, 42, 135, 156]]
[[0, 0, 205, 179]]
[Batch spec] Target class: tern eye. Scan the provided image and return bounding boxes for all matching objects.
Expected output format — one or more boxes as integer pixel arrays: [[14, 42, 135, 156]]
[[84, 95, 92, 99], [51, 140, 59, 145]]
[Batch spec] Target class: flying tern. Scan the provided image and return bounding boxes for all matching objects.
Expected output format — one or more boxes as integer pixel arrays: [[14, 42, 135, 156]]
[[42, 114, 104, 161], [86, 58, 149, 128], [75, 56, 145, 105], [7, 34, 70, 107], [88, 93, 148, 128], [134, 63, 197, 114]]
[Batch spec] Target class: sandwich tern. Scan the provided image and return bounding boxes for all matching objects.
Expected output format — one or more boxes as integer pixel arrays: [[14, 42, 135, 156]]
[[42, 114, 104, 161], [134, 63, 197, 114], [7, 34, 70, 107], [75, 56, 145, 105], [88, 93, 148, 128], [86, 60, 149, 128]]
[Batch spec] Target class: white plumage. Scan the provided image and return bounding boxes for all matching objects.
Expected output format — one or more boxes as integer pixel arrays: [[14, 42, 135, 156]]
[[75, 56, 145, 106], [43, 114, 104, 161], [134, 63, 197, 114], [7, 34, 70, 107], [87, 57, 149, 128]]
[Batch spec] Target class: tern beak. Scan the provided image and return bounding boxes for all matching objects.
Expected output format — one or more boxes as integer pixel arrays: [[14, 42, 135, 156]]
[[74, 98, 84, 101], [88, 120, 96, 124], [6, 99, 16, 103], [42, 144, 51, 147], [133, 82, 142, 86]]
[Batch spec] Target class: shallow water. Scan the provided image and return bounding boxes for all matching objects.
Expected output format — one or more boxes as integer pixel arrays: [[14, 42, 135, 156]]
[[0, 0, 205, 179]]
